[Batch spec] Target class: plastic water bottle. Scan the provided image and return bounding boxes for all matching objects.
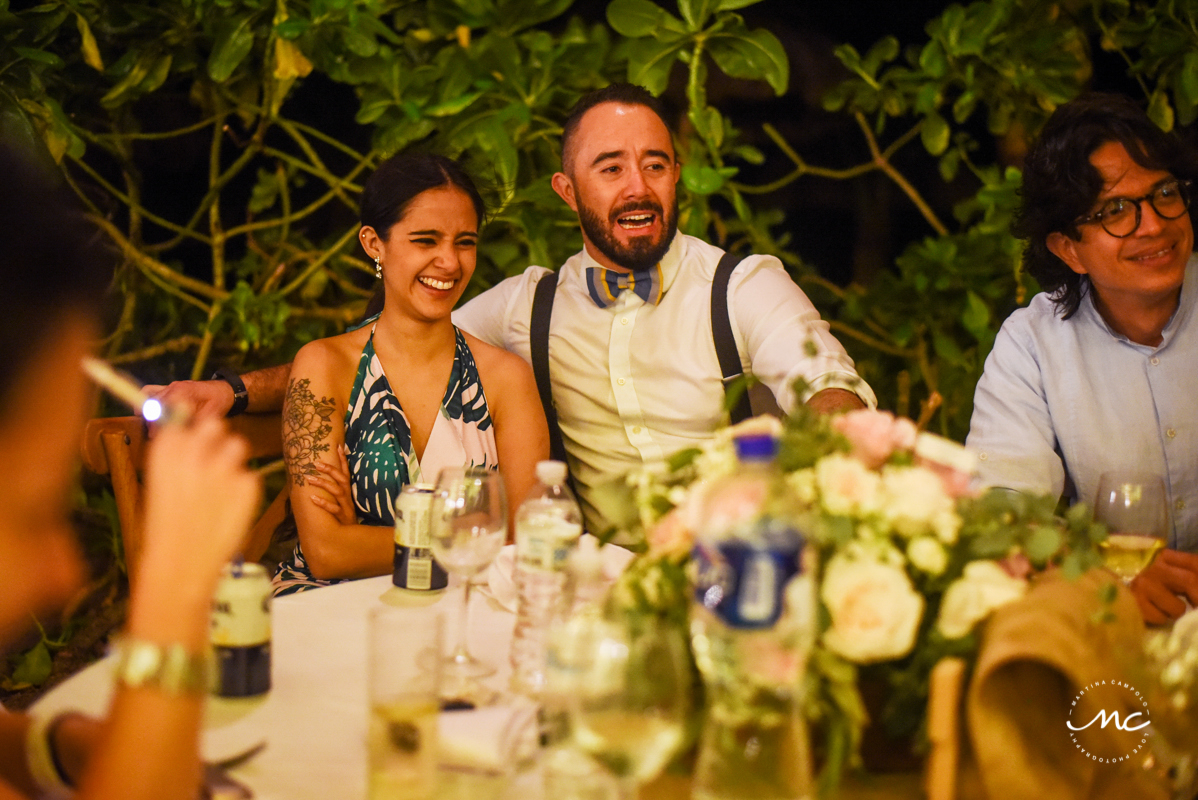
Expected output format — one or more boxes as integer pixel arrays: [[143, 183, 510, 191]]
[[511, 460, 583, 697], [690, 432, 815, 800]]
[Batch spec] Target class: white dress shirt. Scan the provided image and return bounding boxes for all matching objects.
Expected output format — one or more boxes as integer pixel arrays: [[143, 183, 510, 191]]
[[967, 256, 1198, 551], [454, 233, 875, 534]]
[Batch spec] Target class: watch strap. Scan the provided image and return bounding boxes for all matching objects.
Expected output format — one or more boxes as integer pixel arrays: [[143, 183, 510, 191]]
[[114, 638, 209, 695], [212, 368, 249, 417]]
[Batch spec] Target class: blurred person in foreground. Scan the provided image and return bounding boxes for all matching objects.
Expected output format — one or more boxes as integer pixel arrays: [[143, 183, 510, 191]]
[[148, 83, 873, 537], [0, 143, 261, 798], [967, 92, 1198, 624]]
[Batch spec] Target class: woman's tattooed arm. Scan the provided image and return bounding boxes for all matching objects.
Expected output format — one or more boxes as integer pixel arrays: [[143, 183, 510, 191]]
[[283, 377, 337, 486]]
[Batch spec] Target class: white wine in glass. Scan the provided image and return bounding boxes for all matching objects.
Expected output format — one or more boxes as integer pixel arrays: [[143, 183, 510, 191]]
[[567, 617, 690, 800], [1093, 471, 1168, 584]]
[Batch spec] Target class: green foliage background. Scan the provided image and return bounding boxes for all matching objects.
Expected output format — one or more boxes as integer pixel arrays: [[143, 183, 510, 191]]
[[3, 0, 1198, 692], [5, 0, 1198, 435]]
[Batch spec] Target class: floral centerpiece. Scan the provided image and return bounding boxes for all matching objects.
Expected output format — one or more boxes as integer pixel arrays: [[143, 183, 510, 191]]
[[598, 400, 1107, 795]]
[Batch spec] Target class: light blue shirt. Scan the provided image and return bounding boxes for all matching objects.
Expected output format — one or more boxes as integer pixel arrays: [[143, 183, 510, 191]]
[[967, 256, 1198, 551]]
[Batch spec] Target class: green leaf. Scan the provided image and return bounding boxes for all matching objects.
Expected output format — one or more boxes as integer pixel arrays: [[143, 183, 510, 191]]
[[733, 144, 764, 165], [708, 28, 788, 95], [918, 40, 947, 79], [76, 13, 104, 71], [248, 168, 280, 213], [715, 0, 762, 9], [960, 290, 990, 341], [681, 163, 726, 195], [1023, 525, 1062, 565], [209, 17, 257, 82], [275, 18, 309, 39], [12, 641, 52, 686], [606, 0, 670, 38], [425, 90, 484, 117], [677, 0, 718, 31], [688, 104, 723, 147], [626, 37, 683, 96], [140, 54, 173, 94], [13, 47, 63, 67], [921, 111, 950, 155], [1148, 88, 1174, 132], [932, 331, 965, 365]]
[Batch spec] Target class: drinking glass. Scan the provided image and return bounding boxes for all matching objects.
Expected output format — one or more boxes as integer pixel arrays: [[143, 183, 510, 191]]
[[561, 616, 690, 800], [367, 606, 443, 800], [429, 467, 507, 684], [1093, 471, 1169, 584]]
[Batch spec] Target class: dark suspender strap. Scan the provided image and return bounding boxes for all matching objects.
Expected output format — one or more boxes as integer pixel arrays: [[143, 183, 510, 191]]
[[712, 251, 753, 424], [531, 271, 569, 464]]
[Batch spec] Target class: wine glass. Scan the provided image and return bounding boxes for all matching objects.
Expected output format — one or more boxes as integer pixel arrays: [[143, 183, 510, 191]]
[[429, 467, 507, 689], [1093, 471, 1169, 584], [561, 615, 690, 800]]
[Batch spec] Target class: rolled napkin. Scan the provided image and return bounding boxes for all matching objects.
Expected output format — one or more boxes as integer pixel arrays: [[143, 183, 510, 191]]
[[480, 535, 635, 614], [438, 703, 538, 773], [964, 568, 1169, 800]]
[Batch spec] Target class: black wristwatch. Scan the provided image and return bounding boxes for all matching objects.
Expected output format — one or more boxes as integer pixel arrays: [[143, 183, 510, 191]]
[[212, 368, 249, 417]]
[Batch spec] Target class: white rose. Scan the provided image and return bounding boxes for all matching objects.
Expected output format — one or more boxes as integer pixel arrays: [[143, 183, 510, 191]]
[[786, 468, 818, 506], [816, 454, 882, 517], [937, 560, 1028, 639], [821, 555, 924, 663], [906, 536, 947, 575], [879, 465, 958, 539]]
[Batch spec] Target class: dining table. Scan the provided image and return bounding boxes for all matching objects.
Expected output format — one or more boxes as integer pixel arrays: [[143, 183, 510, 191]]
[[32, 553, 922, 799]]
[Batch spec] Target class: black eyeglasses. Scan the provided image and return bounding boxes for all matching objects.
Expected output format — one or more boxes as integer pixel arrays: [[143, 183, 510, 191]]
[[1076, 178, 1193, 237]]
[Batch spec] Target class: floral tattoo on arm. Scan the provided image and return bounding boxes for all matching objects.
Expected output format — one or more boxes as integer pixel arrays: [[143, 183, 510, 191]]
[[284, 378, 337, 486]]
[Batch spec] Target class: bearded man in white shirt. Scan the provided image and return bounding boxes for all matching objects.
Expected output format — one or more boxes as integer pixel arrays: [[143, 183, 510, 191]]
[[151, 83, 874, 534]]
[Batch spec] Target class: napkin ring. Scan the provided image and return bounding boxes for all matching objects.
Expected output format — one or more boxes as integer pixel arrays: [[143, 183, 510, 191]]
[[114, 638, 208, 695]]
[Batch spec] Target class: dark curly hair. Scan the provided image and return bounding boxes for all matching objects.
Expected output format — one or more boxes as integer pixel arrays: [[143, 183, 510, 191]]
[[1016, 92, 1198, 318], [559, 83, 674, 174]]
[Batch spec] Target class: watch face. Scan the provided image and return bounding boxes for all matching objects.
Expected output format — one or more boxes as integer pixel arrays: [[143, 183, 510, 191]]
[[125, 644, 161, 684]]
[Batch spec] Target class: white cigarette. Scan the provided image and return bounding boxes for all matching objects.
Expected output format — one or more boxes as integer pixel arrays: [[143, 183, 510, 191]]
[[80, 356, 182, 423]]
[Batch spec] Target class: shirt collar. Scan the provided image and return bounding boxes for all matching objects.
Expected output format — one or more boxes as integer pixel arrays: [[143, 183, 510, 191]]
[[1081, 253, 1198, 349]]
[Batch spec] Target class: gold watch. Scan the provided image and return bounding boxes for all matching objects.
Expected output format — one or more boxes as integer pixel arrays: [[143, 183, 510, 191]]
[[114, 639, 208, 695]]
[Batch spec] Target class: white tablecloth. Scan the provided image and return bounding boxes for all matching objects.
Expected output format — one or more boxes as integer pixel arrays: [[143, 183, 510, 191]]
[[33, 575, 520, 799]]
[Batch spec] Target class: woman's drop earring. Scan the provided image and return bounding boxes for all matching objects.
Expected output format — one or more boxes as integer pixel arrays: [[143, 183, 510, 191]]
[[374, 254, 382, 279]]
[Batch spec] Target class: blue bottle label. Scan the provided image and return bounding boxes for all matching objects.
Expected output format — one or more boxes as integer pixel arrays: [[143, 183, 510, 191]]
[[692, 531, 802, 629]]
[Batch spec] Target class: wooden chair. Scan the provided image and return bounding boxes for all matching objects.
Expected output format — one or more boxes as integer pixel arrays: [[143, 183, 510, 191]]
[[80, 413, 289, 582], [924, 656, 967, 800]]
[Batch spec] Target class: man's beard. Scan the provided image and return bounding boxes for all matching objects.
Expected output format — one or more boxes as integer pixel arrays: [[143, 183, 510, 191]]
[[578, 198, 679, 271]]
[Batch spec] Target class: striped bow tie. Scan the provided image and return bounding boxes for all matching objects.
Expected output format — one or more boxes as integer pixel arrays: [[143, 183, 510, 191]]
[[584, 263, 664, 309]]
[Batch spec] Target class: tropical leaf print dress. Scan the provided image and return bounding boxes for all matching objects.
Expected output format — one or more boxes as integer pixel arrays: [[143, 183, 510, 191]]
[[272, 327, 498, 596]]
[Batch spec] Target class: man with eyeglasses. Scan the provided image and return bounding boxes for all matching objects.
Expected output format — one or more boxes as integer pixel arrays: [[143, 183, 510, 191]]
[[967, 92, 1198, 624]]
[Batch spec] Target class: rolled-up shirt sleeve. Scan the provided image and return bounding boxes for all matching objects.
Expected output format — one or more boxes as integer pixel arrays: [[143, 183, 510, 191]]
[[453, 267, 549, 361], [966, 316, 1066, 499], [730, 255, 877, 412]]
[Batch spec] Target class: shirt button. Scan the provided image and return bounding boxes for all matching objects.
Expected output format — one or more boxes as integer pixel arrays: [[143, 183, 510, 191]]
[[1177, 499, 1186, 511], [978, 452, 988, 461], [621, 318, 629, 325], [632, 426, 642, 434], [1151, 357, 1160, 366], [617, 378, 626, 386], [1167, 428, 1177, 439]]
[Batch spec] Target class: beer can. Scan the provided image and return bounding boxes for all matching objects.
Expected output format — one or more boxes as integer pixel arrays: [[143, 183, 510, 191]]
[[393, 483, 448, 591], [210, 561, 272, 697]]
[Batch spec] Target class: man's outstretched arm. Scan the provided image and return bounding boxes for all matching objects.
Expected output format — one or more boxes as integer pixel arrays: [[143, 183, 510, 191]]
[[145, 363, 291, 418]]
